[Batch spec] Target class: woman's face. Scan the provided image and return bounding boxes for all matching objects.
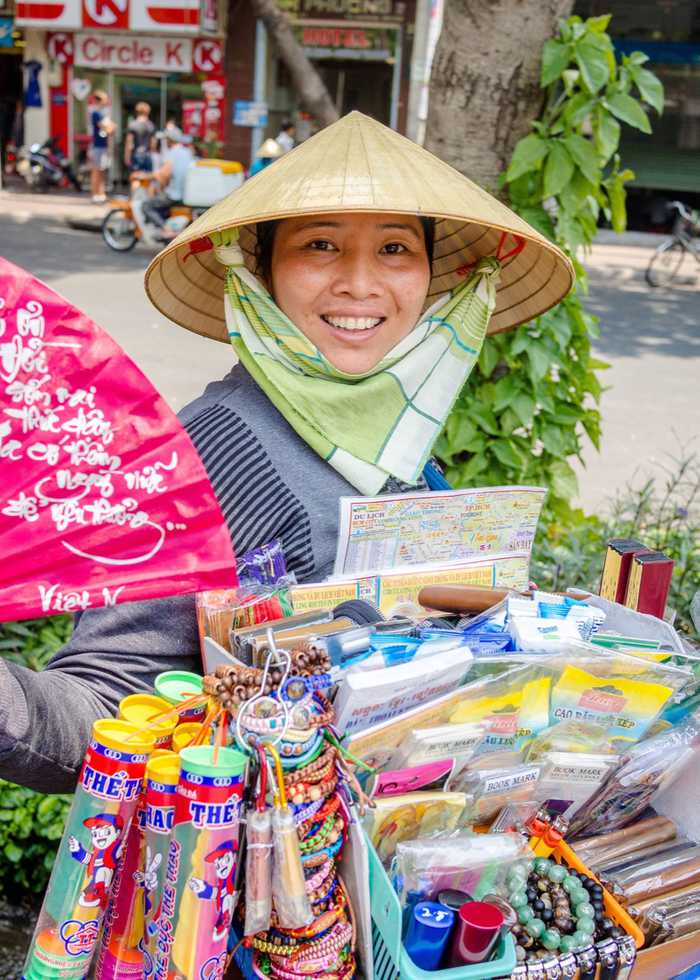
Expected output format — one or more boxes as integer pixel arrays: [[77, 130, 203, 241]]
[[269, 212, 431, 374]]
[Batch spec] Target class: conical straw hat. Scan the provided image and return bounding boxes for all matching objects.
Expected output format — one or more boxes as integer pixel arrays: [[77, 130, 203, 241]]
[[145, 111, 574, 341]]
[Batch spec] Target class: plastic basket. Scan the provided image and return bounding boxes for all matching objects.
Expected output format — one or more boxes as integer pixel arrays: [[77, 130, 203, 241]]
[[553, 838, 645, 949], [368, 836, 517, 980]]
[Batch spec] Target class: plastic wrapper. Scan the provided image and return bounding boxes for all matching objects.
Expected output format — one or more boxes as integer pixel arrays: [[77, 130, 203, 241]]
[[387, 721, 486, 770], [574, 814, 679, 864], [237, 539, 288, 586], [271, 806, 313, 929], [196, 577, 295, 653], [448, 748, 524, 793], [449, 666, 552, 751], [601, 844, 700, 903], [536, 751, 619, 820], [595, 836, 692, 875], [245, 808, 273, 936], [363, 791, 468, 866], [393, 831, 531, 908], [526, 721, 616, 761], [455, 764, 542, 824], [569, 713, 700, 837], [637, 888, 700, 944], [23, 720, 154, 980]]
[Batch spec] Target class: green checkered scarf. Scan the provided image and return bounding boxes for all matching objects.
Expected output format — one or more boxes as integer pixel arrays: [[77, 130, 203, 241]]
[[212, 231, 500, 495]]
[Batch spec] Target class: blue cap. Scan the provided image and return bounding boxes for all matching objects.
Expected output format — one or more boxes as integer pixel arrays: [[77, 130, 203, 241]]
[[404, 901, 455, 971]]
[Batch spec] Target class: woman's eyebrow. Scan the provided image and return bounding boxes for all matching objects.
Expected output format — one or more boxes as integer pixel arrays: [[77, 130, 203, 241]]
[[378, 222, 423, 239]]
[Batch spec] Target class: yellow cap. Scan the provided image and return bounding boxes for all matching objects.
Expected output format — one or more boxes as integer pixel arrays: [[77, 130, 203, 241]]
[[172, 722, 202, 753], [92, 718, 156, 755], [146, 751, 181, 785], [118, 694, 177, 741]]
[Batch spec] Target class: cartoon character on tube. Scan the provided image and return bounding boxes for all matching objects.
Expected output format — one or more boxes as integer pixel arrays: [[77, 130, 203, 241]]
[[68, 812, 125, 908], [188, 840, 237, 941]]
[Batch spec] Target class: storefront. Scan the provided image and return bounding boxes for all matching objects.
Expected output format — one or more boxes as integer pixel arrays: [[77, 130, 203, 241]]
[[576, 0, 700, 219], [262, 0, 415, 140], [15, 0, 226, 182]]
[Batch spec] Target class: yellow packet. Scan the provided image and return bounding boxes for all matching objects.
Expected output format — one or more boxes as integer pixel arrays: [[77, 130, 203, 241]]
[[364, 791, 467, 865], [450, 677, 551, 750], [550, 664, 673, 743]]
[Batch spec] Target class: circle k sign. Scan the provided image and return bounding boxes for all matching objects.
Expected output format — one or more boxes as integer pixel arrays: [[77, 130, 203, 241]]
[[82, 0, 129, 29], [192, 38, 222, 73], [47, 32, 74, 64]]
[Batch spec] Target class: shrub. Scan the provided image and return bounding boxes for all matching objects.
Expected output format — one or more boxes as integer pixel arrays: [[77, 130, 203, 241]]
[[0, 781, 70, 898]]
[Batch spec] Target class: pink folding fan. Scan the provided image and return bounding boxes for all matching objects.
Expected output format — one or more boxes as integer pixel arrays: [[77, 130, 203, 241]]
[[0, 258, 237, 621]]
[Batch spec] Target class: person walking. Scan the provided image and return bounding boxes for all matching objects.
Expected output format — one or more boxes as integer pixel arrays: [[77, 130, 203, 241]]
[[275, 119, 295, 152], [124, 101, 156, 174], [88, 90, 114, 203]]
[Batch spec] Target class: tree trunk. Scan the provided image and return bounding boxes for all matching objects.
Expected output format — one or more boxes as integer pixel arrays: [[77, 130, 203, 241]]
[[249, 0, 340, 127], [424, 0, 575, 192]]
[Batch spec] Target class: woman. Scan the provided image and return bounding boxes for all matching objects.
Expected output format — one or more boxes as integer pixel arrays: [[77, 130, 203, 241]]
[[0, 113, 572, 793]]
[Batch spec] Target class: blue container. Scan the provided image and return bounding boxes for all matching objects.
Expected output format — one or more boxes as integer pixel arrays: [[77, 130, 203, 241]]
[[404, 902, 454, 971]]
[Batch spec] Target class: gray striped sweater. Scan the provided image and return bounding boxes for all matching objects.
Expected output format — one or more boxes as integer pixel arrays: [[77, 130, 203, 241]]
[[0, 366, 425, 792]]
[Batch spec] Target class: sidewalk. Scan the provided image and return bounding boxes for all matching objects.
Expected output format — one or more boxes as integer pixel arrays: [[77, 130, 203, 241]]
[[0, 182, 109, 231]]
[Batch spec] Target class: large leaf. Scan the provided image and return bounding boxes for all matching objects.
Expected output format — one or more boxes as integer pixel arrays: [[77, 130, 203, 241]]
[[506, 134, 549, 182], [542, 39, 571, 86], [527, 344, 552, 384], [549, 459, 579, 500], [512, 392, 536, 427], [564, 134, 600, 184], [543, 143, 574, 198], [492, 439, 525, 470], [594, 108, 621, 163], [575, 35, 610, 93], [606, 92, 652, 133], [607, 174, 628, 233], [478, 341, 500, 379], [632, 67, 664, 114]]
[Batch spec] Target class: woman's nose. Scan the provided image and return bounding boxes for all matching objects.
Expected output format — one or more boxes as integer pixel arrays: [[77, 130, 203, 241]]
[[331, 248, 383, 298]]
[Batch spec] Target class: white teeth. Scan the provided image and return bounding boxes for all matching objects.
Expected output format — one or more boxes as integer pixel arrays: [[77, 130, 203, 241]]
[[325, 316, 382, 331]]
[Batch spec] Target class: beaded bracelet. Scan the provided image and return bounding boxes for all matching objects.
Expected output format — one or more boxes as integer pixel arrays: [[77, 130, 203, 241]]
[[304, 858, 333, 894], [292, 797, 324, 826], [283, 745, 336, 786], [288, 774, 337, 806]]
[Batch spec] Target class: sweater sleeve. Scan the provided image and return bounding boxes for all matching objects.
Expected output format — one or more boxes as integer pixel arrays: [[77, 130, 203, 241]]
[[0, 594, 200, 793]]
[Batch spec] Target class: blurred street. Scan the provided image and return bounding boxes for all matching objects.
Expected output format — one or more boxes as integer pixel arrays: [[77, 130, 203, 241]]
[[1, 188, 698, 512]]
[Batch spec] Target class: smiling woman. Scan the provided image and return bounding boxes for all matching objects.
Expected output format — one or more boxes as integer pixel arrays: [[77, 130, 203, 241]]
[[0, 112, 574, 798], [268, 213, 432, 374]]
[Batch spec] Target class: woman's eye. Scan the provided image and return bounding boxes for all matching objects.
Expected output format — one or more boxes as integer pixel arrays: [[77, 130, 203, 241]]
[[381, 242, 407, 254], [308, 239, 336, 251]]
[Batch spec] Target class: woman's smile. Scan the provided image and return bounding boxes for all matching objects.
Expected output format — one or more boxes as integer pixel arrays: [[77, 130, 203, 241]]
[[270, 212, 431, 374]]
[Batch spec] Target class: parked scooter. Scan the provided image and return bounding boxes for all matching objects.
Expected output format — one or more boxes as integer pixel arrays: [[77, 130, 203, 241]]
[[16, 137, 83, 192], [101, 178, 200, 252]]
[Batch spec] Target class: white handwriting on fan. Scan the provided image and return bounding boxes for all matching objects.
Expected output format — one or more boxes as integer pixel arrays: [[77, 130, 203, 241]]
[[0, 293, 187, 588]]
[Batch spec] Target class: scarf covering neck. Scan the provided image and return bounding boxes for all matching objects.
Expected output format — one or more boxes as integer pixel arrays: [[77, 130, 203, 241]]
[[213, 230, 500, 495]]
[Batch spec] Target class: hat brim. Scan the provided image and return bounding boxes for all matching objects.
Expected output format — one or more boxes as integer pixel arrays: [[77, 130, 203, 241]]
[[145, 112, 574, 341]]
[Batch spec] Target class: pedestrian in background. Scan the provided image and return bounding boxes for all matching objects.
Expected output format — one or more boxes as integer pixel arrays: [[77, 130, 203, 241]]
[[88, 90, 114, 204], [248, 137, 283, 176], [275, 119, 295, 153], [124, 101, 155, 174]]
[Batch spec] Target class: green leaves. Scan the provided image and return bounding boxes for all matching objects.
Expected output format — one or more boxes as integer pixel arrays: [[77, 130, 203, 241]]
[[593, 107, 620, 163], [574, 32, 612, 93], [543, 143, 574, 197], [605, 92, 651, 133], [541, 39, 571, 87], [563, 134, 600, 184], [506, 134, 549, 182], [632, 67, 664, 114]]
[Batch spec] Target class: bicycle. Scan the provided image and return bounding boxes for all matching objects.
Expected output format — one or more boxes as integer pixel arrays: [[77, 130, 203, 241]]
[[646, 200, 700, 287]]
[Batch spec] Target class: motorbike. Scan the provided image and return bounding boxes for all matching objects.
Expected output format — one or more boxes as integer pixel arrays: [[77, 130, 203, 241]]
[[16, 137, 84, 192], [101, 178, 201, 252]]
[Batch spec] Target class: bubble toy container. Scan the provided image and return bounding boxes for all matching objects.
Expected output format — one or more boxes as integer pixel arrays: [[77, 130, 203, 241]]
[[141, 753, 181, 978], [154, 671, 206, 723], [154, 745, 247, 979], [23, 720, 155, 980]]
